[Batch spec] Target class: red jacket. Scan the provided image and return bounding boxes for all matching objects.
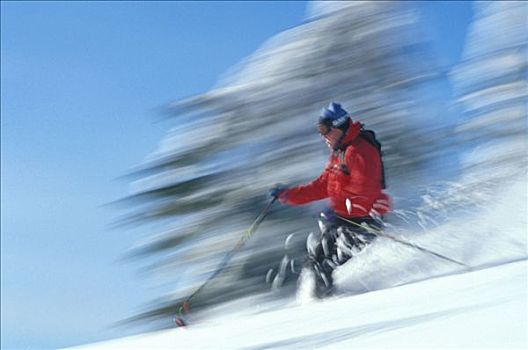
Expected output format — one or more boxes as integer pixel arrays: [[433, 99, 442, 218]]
[[280, 121, 391, 218]]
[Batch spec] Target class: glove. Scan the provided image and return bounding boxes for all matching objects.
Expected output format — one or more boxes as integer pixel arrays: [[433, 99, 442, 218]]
[[269, 184, 287, 199]]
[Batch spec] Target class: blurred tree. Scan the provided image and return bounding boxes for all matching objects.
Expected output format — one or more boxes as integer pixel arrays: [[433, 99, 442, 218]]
[[120, 2, 446, 328], [451, 1, 527, 190]]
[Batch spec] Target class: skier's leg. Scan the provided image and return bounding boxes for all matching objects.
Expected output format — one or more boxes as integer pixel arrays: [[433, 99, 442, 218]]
[[303, 227, 339, 298], [335, 218, 380, 265], [301, 217, 384, 298]]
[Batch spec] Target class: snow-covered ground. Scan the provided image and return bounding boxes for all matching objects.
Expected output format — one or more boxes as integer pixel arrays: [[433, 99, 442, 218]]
[[69, 179, 527, 349], [70, 259, 526, 349]]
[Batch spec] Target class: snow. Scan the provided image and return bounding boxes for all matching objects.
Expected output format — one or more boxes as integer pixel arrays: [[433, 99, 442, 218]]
[[68, 176, 527, 349], [68, 260, 527, 349]]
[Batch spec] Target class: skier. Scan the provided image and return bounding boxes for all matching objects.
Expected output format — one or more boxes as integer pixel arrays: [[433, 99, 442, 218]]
[[270, 102, 391, 297]]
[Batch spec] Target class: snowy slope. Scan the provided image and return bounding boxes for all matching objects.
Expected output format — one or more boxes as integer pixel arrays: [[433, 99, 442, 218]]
[[69, 259, 526, 349], [69, 177, 527, 349]]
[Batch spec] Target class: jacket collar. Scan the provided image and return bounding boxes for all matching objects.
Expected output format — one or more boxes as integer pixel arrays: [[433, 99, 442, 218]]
[[337, 121, 362, 150]]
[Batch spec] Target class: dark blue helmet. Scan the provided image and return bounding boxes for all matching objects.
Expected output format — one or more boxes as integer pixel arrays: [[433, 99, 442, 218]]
[[318, 102, 350, 132]]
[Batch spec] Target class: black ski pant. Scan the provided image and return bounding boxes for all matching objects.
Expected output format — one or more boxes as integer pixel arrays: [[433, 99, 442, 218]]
[[306, 216, 381, 294]]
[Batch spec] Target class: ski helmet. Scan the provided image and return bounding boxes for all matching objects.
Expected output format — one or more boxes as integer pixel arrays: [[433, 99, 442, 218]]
[[318, 102, 350, 134]]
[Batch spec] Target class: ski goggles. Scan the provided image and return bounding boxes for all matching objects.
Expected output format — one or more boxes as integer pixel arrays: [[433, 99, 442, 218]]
[[317, 122, 332, 136]]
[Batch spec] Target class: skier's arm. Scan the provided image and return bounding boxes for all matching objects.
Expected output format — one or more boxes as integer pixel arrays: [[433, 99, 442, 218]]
[[279, 169, 329, 205]]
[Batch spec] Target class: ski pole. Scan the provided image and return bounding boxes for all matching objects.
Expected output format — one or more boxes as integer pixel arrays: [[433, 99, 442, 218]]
[[336, 215, 469, 268], [174, 197, 277, 326]]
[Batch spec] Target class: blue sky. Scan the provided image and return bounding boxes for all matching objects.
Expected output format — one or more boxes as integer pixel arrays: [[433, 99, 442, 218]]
[[1, 2, 472, 349]]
